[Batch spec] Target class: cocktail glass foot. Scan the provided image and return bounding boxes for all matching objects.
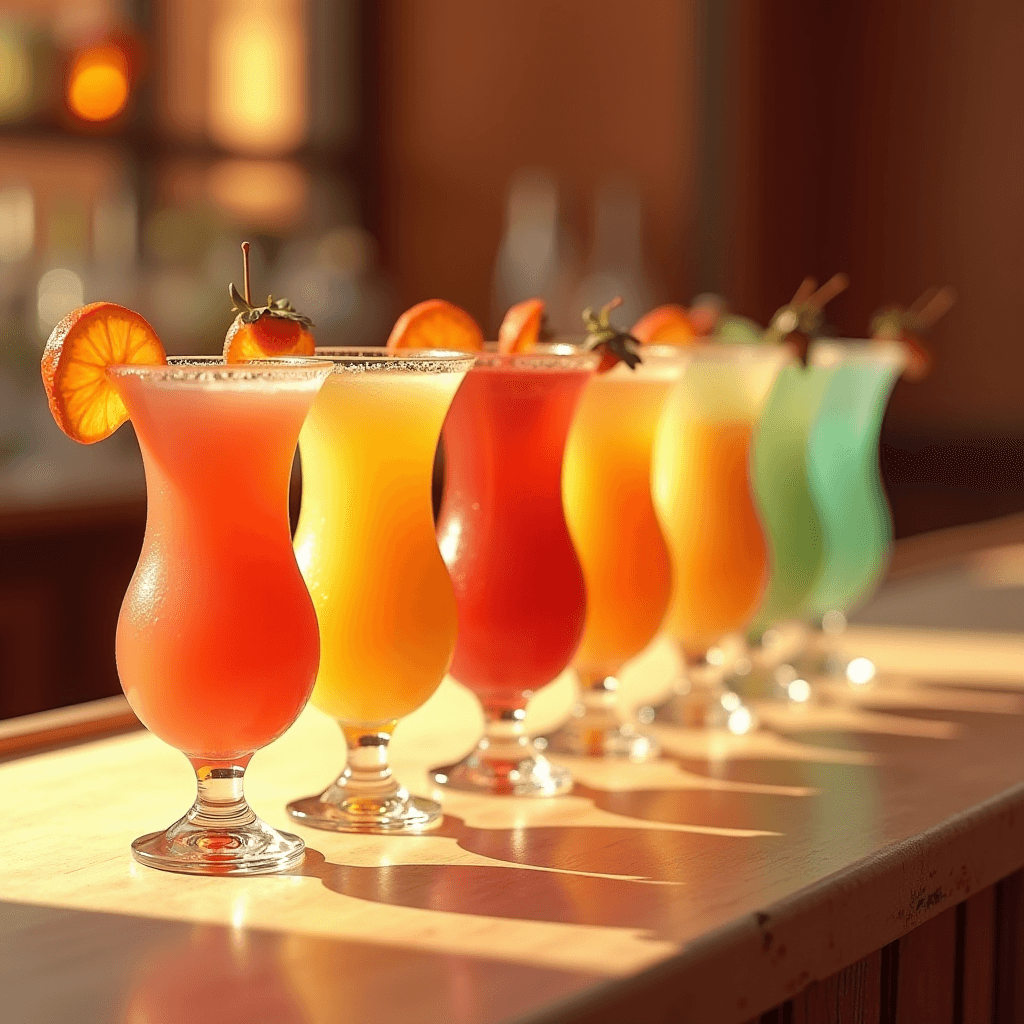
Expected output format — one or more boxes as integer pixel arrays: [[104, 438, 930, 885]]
[[544, 672, 659, 760], [778, 612, 878, 694], [287, 787, 440, 833], [133, 759, 304, 876], [646, 680, 759, 734], [287, 724, 441, 834], [641, 647, 759, 733], [432, 704, 573, 796]]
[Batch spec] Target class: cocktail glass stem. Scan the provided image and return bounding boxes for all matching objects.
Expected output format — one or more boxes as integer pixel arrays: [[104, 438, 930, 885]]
[[644, 644, 758, 733], [545, 671, 660, 759], [432, 697, 573, 797], [481, 703, 532, 762], [786, 610, 877, 689], [286, 722, 441, 833], [728, 624, 819, 705], [188, 759, 255, 829], [131, 755, 305, 875], [340, 724, 400, 799], [736, 612, 877, 706]]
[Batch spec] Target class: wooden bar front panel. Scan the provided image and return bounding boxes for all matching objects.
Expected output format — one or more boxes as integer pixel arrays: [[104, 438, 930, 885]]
[[791, 952, 881, 1024]]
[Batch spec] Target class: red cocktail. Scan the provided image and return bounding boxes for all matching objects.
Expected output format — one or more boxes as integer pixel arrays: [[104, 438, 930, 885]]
[[433, 348, 597, 795]]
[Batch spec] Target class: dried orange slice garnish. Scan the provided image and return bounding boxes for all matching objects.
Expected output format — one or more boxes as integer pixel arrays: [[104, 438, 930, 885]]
[[631, 304, 696, 346], [497, 298, 545, 353], [386, 299, 484, 353], [41, 302, 166, 444]]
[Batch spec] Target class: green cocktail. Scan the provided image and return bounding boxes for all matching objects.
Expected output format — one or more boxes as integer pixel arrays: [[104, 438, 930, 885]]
[[750, 362, 836, 631], [803, 341, 905, 618], [801, 341, 905, 678]]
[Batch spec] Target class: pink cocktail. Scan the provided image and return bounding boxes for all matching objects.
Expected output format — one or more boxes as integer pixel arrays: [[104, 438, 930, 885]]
[[434, 348, 597, 796], [109, 356, 331, 875]]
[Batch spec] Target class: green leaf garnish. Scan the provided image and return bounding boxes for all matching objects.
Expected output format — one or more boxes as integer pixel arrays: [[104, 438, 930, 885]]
[[229, 282, 314, 329]]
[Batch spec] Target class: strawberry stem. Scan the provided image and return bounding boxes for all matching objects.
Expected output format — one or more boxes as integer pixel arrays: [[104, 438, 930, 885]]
[[241, 241, 251, 305]]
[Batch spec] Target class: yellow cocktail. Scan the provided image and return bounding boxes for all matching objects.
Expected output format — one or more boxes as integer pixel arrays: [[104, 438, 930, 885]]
[[287, 347, 473, 833], [549, 347, 688, 758], [651, 344, 789, 730]]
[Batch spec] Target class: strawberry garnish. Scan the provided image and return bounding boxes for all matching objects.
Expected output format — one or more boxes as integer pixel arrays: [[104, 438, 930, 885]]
[[223, 242, 315, 362], [582, 297, 641, 373]]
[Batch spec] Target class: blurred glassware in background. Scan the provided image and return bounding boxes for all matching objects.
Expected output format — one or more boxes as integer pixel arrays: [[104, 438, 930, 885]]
[[573, 175, 658, 333], [490, 167, 580, 336], [0, 18, 55, 125], [0, 2, 387, 516], [0, 185, 35, 263], [0, 22, 35, 123]]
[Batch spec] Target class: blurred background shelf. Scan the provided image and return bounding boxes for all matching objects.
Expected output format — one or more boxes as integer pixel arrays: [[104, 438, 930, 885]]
[[2, 0, 1023, 719]]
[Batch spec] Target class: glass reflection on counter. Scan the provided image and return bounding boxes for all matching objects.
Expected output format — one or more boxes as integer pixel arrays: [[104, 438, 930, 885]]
[[122, 926, 308, 1024]]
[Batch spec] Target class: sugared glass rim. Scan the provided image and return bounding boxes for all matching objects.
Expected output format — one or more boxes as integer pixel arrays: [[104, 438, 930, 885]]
[[106, 355, 334, 384], [811, 339, 907, 369], [681, 341, 794, 365], [313, 346, 476, 374], [539, 337, 691, 361], [471, 342, 600, 371]]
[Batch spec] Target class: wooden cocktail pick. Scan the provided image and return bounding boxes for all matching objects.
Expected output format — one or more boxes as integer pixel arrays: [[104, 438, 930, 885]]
[[765, 273, 850, 365], [870, 285, 956, 382]]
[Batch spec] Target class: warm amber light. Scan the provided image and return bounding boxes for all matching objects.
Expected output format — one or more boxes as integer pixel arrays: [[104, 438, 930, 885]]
[[208, 0, 307, 155], [206, 159, 307, 229], [68, 46, 129, 122]]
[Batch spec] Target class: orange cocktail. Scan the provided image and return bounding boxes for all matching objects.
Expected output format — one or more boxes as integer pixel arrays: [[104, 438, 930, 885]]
[[549, 346, 687, 758], [659, 418, 767, 646], [652, 344, 789, 729], [110, 357, 331, 874]]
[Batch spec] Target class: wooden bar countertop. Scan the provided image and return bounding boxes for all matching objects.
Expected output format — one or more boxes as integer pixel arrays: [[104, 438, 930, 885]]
[[3, 517, 1024, 1023]]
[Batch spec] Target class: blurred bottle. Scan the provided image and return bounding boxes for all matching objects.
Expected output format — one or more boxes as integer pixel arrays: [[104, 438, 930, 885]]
[[143, 203, 235, 354], [0, 18, 57, 125], [573, 175, 658, 331], [0, 183, 37, 401], [491, 167, 580, 335], [37, 195, 89, 343], [0, 184, 35, 270], [91, 183, 140, 309]]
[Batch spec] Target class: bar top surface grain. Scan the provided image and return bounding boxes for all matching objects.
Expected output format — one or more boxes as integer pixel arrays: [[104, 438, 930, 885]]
[[4, 522, 1024, 1024]]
